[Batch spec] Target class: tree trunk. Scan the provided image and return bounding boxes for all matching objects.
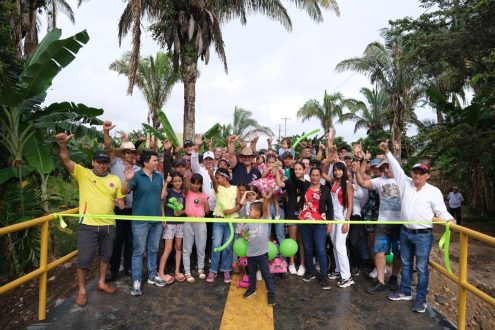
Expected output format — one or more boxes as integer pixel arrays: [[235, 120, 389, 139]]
[[14, 0, 22, 58], [181, 52, 198, 141], [436, 108, 444, 124], [23, 2, 38, 58], [390, 96, 403, 159]]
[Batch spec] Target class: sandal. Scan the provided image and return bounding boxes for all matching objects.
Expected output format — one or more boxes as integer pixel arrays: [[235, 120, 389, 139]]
[[185, 274, 195, 283], [175, 272, 186, 282], [161, 274, 175, 284], [198, 271, 206, 280]]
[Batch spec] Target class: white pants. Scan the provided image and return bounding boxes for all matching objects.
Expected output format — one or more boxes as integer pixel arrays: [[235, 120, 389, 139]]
[[331, 224, 351, 280]]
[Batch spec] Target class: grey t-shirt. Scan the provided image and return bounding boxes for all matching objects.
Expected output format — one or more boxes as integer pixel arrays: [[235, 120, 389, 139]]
[[243, 223, 269, 257]]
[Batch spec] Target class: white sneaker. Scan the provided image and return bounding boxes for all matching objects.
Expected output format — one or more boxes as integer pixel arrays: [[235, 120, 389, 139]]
[[369, 267, 377, 279], [256, 270, 262, 281], [288, 264, 297, 275], [297, 265, 306, 276], [384, 266, 388, 275]]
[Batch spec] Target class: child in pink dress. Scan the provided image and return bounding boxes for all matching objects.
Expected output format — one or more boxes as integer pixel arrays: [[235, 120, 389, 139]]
[[252, 154, 285, 219]]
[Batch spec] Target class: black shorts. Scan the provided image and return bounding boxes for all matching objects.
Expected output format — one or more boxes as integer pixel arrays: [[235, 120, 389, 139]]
[[77, 224, 116, 269]]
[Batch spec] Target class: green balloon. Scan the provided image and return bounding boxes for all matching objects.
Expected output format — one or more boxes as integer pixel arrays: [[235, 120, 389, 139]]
[[233, 238, 248, 257], [267, 241, 278, 261], [386, 252, 394, 265], [280, 238, 298, 257]]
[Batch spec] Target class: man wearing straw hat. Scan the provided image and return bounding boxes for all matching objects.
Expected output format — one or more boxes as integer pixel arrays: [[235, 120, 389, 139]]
[[103, 121, 141, 282]]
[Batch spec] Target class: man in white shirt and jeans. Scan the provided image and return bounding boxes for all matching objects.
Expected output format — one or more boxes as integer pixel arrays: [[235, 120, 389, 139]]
[[378, 141, 454, 313]]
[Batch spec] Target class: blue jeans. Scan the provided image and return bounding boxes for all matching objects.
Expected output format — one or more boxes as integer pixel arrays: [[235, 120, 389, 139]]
[[299, 224, 328, 279], [268, 204, 286, 244], [248, 253, 275, 298], [131, 221, 162, 282], [210, 222, 233, 273], [399, 227, 434, 303]]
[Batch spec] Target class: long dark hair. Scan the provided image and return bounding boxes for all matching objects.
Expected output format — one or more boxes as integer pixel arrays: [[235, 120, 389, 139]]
[[333, 162, 349, 209], [190, 173, 203, 192]]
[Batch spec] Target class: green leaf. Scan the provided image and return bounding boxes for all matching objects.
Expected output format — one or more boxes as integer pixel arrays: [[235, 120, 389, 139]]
[[142, 123, 166, 141], [203, 123, 221, 140], [23, 133, 55, 175], [0, 167, 17, 185], [20, 30, 90, 100], [32, 102, 104, 121], [157, 111, 179, 147]]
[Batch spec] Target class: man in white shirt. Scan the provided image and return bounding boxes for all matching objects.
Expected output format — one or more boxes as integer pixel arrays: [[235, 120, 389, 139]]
[[379, 141, 454, 314], [447, 187, 464, 225]]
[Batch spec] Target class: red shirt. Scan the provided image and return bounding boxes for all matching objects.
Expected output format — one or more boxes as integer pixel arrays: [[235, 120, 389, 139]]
[[298, 187, 326, 220]]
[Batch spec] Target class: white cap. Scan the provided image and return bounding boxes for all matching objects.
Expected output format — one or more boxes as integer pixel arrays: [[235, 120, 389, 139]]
[[203, 151, 215, 160]]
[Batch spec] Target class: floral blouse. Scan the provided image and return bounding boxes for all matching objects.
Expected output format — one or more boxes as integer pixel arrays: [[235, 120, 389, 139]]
[[298, 187, 326, 220]]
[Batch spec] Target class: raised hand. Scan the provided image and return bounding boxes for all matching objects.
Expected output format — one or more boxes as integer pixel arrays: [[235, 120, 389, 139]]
[[120, 131, 128, 142], [207, 138, 213, 150], [353, 143, 363, 158], [166, 174, 172, 184], [378, 139, 390, 153], [194, 134, 203, 146], [103, 121, 116, 132], [124, 166, 135, 181], [228, 135, 239, 144], [55, 133, 74, 145]]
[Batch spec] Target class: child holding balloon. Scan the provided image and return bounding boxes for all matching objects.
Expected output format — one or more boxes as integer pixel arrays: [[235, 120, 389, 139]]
[[159, 172, 186, 283], [241, 201, 275, 306]]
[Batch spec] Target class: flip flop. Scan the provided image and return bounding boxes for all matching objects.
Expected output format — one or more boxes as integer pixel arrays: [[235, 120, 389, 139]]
[[198, 271, 206, 280], [162, 274, 175, 284], [175, 272, 186, 282], [185, 274, 195, 283]]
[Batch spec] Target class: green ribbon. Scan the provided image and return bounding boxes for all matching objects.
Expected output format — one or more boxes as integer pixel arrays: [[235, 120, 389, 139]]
[[54, 213, 453, 267], [56, 214, 68, 229], [438, 222, 452, 273]]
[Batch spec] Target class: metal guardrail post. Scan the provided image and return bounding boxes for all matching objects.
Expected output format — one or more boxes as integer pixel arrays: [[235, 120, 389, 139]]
[[457, 233, 469, 330], [38, 221, 49, 320]]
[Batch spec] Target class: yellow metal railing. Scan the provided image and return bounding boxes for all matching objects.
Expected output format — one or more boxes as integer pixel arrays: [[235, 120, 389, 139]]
[[0, 211, 494, 328], [429, 223, 495, 330], [0, 208, 78, 321]]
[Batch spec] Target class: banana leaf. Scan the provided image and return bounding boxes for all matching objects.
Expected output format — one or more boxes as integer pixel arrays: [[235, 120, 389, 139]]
[[157, 111, 179, 147], [203, 123, 221, 140], [19, 29, 90, 101], [142, 123, 166, 141], [23, 133, 55, 175]]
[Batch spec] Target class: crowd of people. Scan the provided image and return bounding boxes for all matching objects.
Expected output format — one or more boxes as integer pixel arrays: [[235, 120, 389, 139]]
[[55, 120, 456, 312]]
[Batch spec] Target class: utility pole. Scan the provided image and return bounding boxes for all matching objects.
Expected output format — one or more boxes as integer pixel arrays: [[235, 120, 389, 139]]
[[281, 117, 290, 137], [278, 124, 282, 141]]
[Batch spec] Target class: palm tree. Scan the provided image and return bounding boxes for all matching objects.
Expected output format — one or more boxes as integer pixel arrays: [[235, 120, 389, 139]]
[[336, 29, 424, 158], [339, 87, 389, 134], [109, 51, 180, 129], [297, 91, 359, 135], [118, 0, 340, 140], [231, 106, 274, 140], [46, 0, 75, 32]]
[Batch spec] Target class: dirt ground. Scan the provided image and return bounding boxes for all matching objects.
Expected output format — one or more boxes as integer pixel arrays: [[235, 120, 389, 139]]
[[0, 222, 494, 330]]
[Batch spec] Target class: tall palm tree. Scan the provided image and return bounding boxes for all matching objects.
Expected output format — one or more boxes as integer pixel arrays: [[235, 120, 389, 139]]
[[297, 91, 359, 135], [109, 51, 180, 129], [46, 0, 75, 32], [336, 29, 423, 157], [231, 106, 274, 140], [339, 87, 389, 134], [118, 0, 340, 140]]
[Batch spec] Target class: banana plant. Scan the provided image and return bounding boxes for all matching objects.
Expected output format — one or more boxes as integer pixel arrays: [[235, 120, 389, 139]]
[[142, 110, 179, 147], [0, 28, 103, 214]]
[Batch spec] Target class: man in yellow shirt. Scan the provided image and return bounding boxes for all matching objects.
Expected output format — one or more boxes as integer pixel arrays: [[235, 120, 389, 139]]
[[56, 133, 125, 307]]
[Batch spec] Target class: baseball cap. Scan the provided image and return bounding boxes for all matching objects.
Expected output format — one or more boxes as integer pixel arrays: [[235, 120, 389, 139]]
[[377, 159, 389, 168], [203, 151, 214, 160], [343, 152, 354, 160], [93, 150, 111, 163], [173, 158, 187, 167], [412, 163, 430, 173], [282, 151, 294, 159], [370, 159, 381, 167], [183, 139, 193, 148]]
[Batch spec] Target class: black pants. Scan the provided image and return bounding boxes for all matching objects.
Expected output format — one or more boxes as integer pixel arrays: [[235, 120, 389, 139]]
[[449, 207, 462, 225], [109, 208, 133, 273], [248, 253, 275, 298], [348, 214, 364, 268]]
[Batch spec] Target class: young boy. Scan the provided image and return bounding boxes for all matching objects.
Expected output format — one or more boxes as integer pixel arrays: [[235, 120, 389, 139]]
[[241, 201, 275, 306]]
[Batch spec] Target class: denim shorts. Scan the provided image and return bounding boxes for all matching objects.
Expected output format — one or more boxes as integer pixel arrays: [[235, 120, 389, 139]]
[[374, 234, 400, 256]]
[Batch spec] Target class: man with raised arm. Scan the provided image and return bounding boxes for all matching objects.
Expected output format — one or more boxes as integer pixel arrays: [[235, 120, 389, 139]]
[[102, 121, 141, 282], [228, 135, 261, 186], [378, 140, 454, 313], [55, 133, 125, 307]]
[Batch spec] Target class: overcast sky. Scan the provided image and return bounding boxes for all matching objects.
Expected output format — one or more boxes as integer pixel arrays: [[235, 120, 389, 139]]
[[42, 0, 432, 145]]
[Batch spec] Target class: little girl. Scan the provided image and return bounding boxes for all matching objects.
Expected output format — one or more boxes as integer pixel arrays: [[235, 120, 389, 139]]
[[207, 167, 240, 283], [183, 174, 210, 282], [278, 137, 295, 158], [159, 172, 186, 283], [252, 154, 284, 219]]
